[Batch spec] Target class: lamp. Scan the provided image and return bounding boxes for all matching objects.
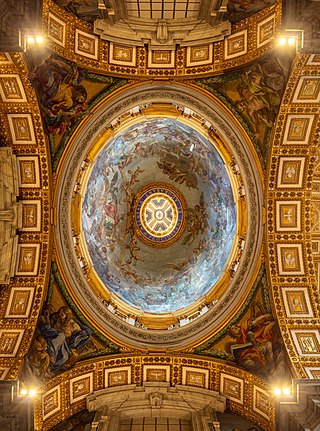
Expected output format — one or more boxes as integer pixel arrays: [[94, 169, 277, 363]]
[[277, 29, 304, 51], [22, 31, 45, 51]]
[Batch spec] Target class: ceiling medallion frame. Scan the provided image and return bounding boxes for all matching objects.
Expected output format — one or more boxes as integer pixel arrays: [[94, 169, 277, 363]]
[[54, 82, 263, 350], [133, 182, 187, 248]]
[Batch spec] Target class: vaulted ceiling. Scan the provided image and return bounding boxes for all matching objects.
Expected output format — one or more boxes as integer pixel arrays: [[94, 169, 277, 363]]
[[0, 1, 320, 430]]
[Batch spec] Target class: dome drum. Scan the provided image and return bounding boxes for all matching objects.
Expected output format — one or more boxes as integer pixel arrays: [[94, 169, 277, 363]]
[[54, 83, 263, 350]]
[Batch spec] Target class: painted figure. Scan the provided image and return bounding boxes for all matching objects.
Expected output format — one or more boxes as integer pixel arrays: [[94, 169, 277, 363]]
[[235, 62, 283, 139], [197, 56, 289, 153], [229, 302, 276, 375], [183, 192, 208, 245], [24, 304, 92, 382], [30, 54, 88, 135], [227, 0, 275, 21], [23, 335, 52, 383]]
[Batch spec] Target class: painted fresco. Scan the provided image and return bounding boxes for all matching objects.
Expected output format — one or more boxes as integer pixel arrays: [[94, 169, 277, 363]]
[[53, 0, 102, 21], [21, 263, 119, 384], [217, 412, 262, 431], [82, 118, 237, 314], [195, 270, 291, 384], [226, 0, 276, 23], [52, 0, 276, 23], [50, 410, 95, 431], [196, 54, 292, 162], [30, 53, 127, 170]]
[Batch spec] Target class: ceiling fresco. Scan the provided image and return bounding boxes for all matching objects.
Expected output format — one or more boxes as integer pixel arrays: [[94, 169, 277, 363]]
[[52, 0, 277, 23], [30, 53, 127, 171], [56, 82, 262, 345], [196, 53, 293, 163], [1, 0, 320, 430], [226, 0, 276, 22], [82, 118, 237, 314]]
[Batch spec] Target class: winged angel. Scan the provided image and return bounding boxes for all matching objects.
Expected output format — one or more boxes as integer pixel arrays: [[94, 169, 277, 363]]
[[182, 192, 208, 245]]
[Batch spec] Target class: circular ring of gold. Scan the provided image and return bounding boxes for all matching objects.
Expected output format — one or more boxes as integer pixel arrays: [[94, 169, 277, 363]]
[[133, 183, 187, 247]]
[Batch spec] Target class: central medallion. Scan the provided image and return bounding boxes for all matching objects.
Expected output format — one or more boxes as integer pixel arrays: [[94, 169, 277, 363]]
[[134, 183, 187, 247]]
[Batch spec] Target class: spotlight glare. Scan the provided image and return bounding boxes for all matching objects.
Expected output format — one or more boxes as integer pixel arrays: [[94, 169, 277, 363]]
[[28, 389, 37, 397], [288, 37, 296, 45], [27, 36, 35, 44], [20, 389, 28, 396], [35, 36, 43, 44], [274, 388, 282, 396], [282, 387, 291, 396]]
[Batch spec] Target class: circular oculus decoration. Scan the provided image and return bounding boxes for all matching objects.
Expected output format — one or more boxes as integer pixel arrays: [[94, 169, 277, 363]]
[[134, 183, 187, 247]]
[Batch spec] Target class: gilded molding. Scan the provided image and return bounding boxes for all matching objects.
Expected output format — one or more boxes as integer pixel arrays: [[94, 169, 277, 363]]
[[34, 353, 274, 431], [0, 53, 52, 378], [42, 0, 282, 79], [54, 82, 264, 350], [266, 53, 320, 378]]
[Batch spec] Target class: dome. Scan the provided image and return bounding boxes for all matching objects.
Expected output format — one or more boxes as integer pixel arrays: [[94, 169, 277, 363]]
[[55, 83, 262, 348], [81, 118, 237, 314]]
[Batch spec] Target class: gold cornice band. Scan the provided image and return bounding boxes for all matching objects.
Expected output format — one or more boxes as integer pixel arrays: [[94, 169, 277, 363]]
[[34, 353, 274, 431], [42, 0, 282, 80], [266, 53, 320, 378], [0, 53, 53, 379], [54, 81, 263, 349]]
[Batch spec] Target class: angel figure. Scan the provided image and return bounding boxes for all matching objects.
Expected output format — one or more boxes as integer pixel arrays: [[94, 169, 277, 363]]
[[182, 192, 208, 245]]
